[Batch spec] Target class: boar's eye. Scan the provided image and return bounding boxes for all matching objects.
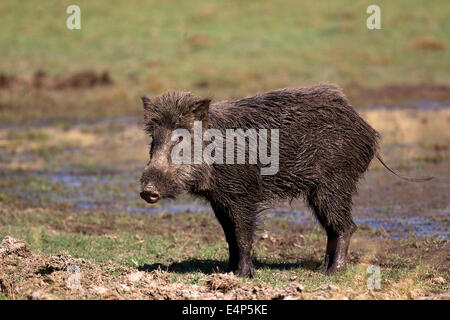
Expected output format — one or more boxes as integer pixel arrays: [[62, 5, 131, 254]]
[[148, 140, 154, 158]]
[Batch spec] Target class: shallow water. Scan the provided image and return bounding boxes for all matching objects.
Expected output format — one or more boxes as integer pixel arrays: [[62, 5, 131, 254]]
[[267, 207, 449, 240], [1, 170, 447, 240]]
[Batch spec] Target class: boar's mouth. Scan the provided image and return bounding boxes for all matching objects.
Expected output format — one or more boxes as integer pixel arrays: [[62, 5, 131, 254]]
[[140, 191, 160, 204], [139, 190, 178, 204]]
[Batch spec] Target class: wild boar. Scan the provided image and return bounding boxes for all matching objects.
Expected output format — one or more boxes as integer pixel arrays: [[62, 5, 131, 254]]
[[140, 83, 431, 277]]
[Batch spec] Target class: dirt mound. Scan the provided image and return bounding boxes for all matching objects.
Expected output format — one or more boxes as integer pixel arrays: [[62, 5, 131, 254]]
[[206, 273, 240, 292], [39, 252, 87, 274], [0, 236, 31, 258], [52, 71, 113, 89], [0, 73, 16, 88], [0, 70, 113, 90], [0, 236, 308, 300], [0, 277, 14, 297]]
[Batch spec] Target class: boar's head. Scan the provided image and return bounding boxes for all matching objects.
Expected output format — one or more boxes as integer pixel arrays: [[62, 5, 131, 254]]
[[140, 91, 210, 203]]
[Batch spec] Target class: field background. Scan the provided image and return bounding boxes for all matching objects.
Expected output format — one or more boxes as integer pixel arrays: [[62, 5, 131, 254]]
[[1, 0, 450, 123], [0, 0, 449, 300]]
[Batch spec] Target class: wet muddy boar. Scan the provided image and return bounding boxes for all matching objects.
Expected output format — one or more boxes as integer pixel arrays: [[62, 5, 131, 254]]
[[139, 83, 432, 277]]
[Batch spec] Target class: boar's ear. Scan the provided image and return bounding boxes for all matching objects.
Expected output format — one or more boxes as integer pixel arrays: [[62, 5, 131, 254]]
[[191, 98, 211, 120], [141, 96, 152, 109]]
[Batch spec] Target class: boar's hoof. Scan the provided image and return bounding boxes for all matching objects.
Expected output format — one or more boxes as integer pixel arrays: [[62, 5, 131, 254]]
[[234, 261, 255, 278], [322, 260, 347, 275], [320, 233, 352, 275], [225, 264, 238, 273]]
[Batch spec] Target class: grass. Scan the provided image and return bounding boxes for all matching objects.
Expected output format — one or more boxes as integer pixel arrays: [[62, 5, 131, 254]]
[[0, 0, 449, 124], [1, 0, 449, 87]]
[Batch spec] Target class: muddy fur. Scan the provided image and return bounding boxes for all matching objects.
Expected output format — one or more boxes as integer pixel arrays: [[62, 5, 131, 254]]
[[140, 83, 380, 277]]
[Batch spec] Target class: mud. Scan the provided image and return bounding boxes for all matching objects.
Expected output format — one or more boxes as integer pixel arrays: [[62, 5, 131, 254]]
[[345, 83, 450, 104]]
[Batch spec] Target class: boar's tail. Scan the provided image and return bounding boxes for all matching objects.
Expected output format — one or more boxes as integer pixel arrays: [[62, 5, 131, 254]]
[[376, 154, 434, 182]]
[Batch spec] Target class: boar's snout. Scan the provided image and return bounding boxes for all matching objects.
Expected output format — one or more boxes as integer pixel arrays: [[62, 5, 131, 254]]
[[140, 184, 160, 203]]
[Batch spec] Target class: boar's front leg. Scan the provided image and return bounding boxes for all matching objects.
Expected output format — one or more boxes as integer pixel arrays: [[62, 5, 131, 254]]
[[210, 201, 255, 278]]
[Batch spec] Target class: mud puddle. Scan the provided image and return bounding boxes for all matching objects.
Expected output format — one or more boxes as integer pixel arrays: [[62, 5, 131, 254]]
[[268, 208, 449, 240], [362, 100, 450, 111], [1, 170, 447, 240]]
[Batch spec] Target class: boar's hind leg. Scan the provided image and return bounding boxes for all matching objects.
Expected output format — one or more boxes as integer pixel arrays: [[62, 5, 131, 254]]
[[211, 201, 255, 278], [307, 186, 357, 274]]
